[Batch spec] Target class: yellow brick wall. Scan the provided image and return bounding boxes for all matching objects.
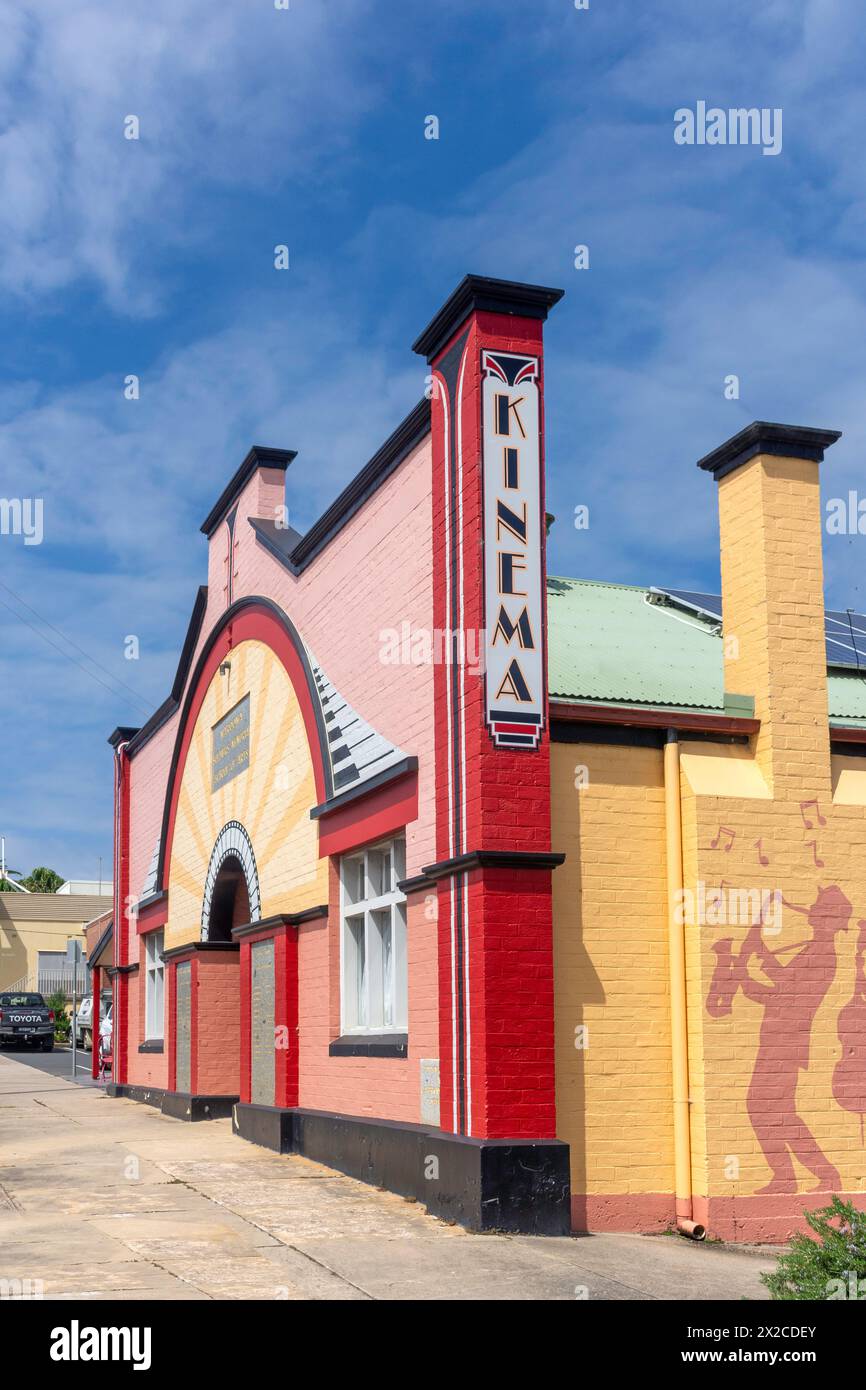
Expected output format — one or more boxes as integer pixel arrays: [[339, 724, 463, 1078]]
[[682, 753, 866, 1201], [719, 455, 831, 799], [167, 640, 327, 949], [551, 450, 866, 1234], [694, 450, 864, 1208], [552, 741, 674, 1199], [552, 734, 866, 1218], [679, 772, 708, 1203]]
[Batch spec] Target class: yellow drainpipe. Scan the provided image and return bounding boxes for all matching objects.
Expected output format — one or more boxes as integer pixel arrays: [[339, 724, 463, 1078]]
[[664, 729, 705, 1239]]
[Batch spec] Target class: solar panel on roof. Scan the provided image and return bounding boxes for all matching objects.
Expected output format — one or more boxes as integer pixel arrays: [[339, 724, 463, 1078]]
[[650, 587, 866, 671], [825, 611, 866, 669], [650, 589, 722, 623]]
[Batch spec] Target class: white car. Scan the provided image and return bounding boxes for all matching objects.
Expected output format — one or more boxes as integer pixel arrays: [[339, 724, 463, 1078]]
[[73, 994, 111, 1050]]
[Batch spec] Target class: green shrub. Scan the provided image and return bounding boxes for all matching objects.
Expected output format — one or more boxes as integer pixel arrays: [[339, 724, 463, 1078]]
[[45, 992, 71, 1042], [761, 1196, 866, 1300]]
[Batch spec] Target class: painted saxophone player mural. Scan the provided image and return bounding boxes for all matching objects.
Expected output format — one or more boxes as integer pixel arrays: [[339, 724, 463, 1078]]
[[704, 801, 866, 1196]]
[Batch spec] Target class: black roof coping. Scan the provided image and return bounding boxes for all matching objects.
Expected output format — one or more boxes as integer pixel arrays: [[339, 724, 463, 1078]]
[[167, 586, 209, 704], [697, 422, 842, 482], [412, 274, 565, 362], [200, 445, 297, 538], [106, 586, 209, 759], [88, 918, 114, 965], [108, 726, 140, 749], [249, 517, 305, 572]]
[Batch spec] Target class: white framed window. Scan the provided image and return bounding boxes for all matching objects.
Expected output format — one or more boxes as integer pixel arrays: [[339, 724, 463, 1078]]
[[145, 928, 165, 1040], [340, 838, 407, 1034]]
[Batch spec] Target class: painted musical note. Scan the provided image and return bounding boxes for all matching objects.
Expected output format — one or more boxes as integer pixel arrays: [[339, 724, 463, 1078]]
[[754, 838, 769, 867], [807, 841, 825, 868], [800, 799, 826, 830], [710, 825, 736, 852]]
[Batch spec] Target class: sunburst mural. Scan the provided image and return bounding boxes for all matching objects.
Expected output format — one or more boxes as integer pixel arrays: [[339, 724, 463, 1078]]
[[166, 639, 327, 950]]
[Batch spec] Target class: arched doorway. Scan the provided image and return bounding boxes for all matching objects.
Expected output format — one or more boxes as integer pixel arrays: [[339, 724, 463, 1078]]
[[201, 820, 261, 942], [206, 856, 251, 943]]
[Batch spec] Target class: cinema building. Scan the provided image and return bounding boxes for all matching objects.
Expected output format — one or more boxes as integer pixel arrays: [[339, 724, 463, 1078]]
[[106, 276, 866, 1243]]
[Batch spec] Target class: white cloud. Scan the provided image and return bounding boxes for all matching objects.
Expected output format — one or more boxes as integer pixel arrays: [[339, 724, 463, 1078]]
[[4, 0, 866, 875], [0, 275, 424, 873], [0, 0, 376, 310]]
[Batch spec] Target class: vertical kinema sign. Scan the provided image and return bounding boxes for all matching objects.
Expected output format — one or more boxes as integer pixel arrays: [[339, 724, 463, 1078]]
[[481, 350, 544, 749], [416, 276, 563, 1148]]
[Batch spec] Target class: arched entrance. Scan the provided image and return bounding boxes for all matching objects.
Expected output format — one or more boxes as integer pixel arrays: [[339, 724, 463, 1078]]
[[206, 858, 250, 943], [201, 821, 261, 942]]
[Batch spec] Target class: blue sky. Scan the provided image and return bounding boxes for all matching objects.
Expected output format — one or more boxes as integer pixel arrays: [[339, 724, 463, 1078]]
[[1, 0, 865, 878]]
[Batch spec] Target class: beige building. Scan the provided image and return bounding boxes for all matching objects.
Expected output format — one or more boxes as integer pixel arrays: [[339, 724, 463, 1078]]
[[0, 893, 110, 995]]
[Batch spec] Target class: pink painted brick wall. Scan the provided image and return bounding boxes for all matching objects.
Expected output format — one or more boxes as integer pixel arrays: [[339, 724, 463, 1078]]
[[121, 426, 439, 1114], [194, 955, 241, 1095], [125, 931, 168, 1087], [297, 887, 439, 1122]]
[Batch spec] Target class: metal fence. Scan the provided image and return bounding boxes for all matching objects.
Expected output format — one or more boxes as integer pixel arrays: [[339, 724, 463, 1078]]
[[38, 966, 91, 999], [5, 967, 92, 1001]]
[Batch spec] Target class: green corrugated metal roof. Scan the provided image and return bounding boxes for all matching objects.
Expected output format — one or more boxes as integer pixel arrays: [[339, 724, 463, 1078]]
[[547, 576, 866, 722]]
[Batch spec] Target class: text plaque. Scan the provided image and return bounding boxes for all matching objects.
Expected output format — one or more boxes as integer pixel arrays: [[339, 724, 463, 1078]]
[[212, 694, 250, 792]]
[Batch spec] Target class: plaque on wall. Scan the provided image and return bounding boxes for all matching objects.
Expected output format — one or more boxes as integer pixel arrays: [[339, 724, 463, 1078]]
[[420, 1057, 440, 1127], [176, 961, 191, 1095], [250, 938, 275, 1107], [211, 694, 251, 792]]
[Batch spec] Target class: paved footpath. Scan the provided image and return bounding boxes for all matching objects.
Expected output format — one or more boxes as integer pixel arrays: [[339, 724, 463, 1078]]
[[0, 1054, 777, 1301]]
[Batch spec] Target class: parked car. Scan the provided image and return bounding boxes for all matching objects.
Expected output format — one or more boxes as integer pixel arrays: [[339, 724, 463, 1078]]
[[73, 993, 111, 1050], [0, 992, 55, 1051]]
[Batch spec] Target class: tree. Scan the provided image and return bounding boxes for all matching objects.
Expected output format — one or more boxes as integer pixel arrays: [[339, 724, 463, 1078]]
[[46, 991, 70, 1042], [20, 867, 64, 893], [762, 1196, 866, 1300]]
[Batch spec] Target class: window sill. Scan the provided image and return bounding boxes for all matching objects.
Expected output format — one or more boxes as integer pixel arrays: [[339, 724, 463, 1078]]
[[328, 1033, 408, 1058], [138, 1039, 164, 1053]]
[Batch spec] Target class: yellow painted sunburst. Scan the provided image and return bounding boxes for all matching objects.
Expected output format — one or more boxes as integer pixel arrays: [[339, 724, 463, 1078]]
[[166, 640, 327, 950]]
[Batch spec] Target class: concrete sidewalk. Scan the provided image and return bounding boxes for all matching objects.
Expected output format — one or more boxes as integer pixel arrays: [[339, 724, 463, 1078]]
[[0, 1054, 777, 1301]]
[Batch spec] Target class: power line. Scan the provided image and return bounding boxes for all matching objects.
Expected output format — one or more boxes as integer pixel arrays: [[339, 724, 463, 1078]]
[[0, 578, 150, 708], [0, 592, 153, 717]]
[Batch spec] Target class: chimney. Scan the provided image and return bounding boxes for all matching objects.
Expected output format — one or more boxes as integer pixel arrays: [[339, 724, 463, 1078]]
[[200, 445, 296, 608], [697, 422, 841, 798]]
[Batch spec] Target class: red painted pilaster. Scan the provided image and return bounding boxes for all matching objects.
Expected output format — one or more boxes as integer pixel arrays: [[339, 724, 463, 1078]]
[[414, 276, 564, 1141], [91, 965, 100, 1080], [240, 941, 252, 1104], [189, 954, 199, 1094], [236, 919, 301, 1109], [168, 962, 178, 1093], [278, 927, 299, 1108], [111, 742, 132, 1085]]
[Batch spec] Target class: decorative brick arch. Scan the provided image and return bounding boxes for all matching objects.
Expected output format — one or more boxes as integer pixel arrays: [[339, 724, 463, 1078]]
[[200, 820, 262, 940], [156, 596, 333, 896]]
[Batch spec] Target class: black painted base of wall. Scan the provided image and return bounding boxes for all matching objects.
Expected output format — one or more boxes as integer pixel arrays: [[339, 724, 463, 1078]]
[[107, 1082, 164, 1110], [233, 1102, 570, 1235], [232, 1101, 295, 1153], [163, 1091, 239, 1121], [108, 1083, 238, 1122]]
